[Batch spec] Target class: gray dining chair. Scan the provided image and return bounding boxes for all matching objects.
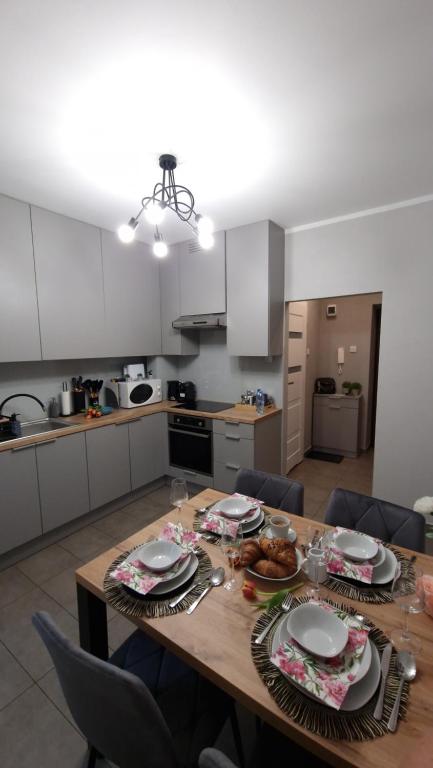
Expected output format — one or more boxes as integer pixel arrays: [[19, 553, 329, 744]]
[[234, 468, 304, 517], [324, 488, 426, 553], [32, 612, 235, 768]]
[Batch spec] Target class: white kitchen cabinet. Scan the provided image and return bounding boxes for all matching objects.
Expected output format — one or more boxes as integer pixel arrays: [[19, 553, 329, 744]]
[[101, 230, 161, 356], [36, 432, 89, 532], [129, 412, 166, 490], [159, 245, 199, 355], [0, 445, 42, 554], [0, 195, 41, 361], [179, 231, 226, 316], [312, 395, 361, 458], [31, 206, 105, 359], [86, 423, 131, 510], [226, 220, 284, 356]]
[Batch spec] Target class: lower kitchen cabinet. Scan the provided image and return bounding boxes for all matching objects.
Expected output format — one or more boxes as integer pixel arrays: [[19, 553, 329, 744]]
[[129, 413, 167, 490], [312, 395, 361, 458], [36, 433, 89, 532], [0, 445, 42, 554], [86, 423, 131, 510]]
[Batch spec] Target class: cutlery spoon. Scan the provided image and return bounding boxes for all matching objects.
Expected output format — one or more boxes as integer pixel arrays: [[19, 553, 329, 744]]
[[388, 651, 416, 732], [186, 567, 225, 614]]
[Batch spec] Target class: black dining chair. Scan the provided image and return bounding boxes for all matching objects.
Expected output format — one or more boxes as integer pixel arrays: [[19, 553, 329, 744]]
[[324, 488, 426, 553], [234, 468, 304, 517], [32, 611, 238, 768]]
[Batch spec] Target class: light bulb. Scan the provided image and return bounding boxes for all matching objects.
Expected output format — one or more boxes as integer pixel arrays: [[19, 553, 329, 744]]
[[117, 218, 137, 243], [198, 231, 214, 250], [145, 202, 165, 225], [196, 214, 214, 234], [153, 236, 168, 258]]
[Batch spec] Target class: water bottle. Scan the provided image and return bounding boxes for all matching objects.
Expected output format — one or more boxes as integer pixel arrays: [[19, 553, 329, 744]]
[[256, 388, 265, 415]]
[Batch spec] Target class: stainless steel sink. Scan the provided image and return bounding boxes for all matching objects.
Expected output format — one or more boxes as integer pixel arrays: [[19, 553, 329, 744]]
[[0, 418, 76, 443]]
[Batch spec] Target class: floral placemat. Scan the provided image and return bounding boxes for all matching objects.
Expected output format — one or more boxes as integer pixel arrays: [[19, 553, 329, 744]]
[[103, 544, 212, 618], [251, 595, 408, 741], [324, 544, 415, 604]]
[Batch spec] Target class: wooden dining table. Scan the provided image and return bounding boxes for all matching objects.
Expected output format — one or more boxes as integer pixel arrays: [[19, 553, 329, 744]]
[[75, 488, 433, 768]]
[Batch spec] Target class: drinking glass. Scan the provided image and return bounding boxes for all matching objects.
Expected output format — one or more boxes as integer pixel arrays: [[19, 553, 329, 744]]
[[221, 522, 242, 592], [303, 547, 327, 600], [170, 478, 189, 513], [304, 525, 324, 553], [391, 565, 425, 654]]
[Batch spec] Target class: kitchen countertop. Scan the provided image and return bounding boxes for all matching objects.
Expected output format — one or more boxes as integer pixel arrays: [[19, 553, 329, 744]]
[[0, 400, 281, 453]]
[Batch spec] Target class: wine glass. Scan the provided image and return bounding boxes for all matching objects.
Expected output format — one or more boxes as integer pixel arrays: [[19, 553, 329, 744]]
[[304, 525, 324, 553], [170, 478, 189, 514], [221, 522, 242, 592], [391, 565, 425, 655]]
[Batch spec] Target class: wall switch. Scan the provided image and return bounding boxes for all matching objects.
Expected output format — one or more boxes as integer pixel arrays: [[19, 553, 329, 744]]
[[349, 345, 357, 353]]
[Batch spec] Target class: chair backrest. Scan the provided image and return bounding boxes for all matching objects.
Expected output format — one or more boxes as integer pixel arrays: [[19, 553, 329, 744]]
[[32, 612, 178, 768], [324, 488, 426, 553], [234, 469, 304, 517]]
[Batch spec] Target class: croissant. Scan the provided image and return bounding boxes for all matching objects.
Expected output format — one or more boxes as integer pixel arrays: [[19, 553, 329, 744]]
[[259, 537, 298, 574], [253, 559, 292, 579], [239, 540, 262, 567]]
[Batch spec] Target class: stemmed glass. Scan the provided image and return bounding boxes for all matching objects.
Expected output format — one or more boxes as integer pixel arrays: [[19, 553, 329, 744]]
[[170, 478, 189, 514], [221, 521, 242, 592], [391, 565, 425, 654]]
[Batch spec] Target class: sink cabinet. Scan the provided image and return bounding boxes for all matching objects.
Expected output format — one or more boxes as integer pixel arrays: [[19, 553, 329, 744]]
[[0, 445, 42, 554], [36, 432, 89, 532]]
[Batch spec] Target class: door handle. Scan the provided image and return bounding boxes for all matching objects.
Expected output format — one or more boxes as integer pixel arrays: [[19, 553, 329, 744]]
[[182, 470, 197, 477], [168, 428, 210, 439], [225, 463, 240, 470], [225, 434, 240, 441]]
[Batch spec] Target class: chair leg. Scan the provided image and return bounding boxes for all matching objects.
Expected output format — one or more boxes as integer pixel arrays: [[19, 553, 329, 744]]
[[87, 745, 101, 768], [229, 701, 245, 768]]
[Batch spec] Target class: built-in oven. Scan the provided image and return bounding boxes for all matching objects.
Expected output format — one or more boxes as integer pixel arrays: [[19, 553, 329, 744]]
[[168, 413, 213, 476]]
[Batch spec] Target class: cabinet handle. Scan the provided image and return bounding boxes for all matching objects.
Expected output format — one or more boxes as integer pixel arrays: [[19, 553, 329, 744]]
[[125, 418, 141, 425], [225, 463, 240, 471], [182, 470, 197, 476], [169, 428, 210, 439], [225, 420, 239, 426], [225, 434, 240, 441], [36, 439, 57, 447], [287, 381, 294, 385], [12, 443, 35, 453], [329, 405, 341, 410]]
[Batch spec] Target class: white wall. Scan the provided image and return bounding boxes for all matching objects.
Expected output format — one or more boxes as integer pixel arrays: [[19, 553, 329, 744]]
[[285, 199, 433, 508]]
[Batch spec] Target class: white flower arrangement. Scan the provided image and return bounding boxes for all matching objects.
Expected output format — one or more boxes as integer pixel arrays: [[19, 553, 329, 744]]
[[414, 497, 433, 539]]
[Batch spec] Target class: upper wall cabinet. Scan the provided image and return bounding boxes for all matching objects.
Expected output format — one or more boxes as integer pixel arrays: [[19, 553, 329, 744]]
[[159, 244, 199, 356], [226, 220, 284, 356], [101, 230, 161, 356], [179, 230, 226, 316], [31, 207, 105, 359], [0, 196, 41, 361]]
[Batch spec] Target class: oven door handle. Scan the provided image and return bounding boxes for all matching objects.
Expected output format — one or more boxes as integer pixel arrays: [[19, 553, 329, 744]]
[[168, 427, 211, 439]]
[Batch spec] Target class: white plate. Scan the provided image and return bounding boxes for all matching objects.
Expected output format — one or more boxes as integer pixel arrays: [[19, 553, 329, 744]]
[[132, 540, 182, 572], [207, 508, 264, 536], [330, 546, 398, 586], [334, 531, 378, 562], [125, 547, 191, 584], [245, 547, 303, 583], [370, 543, 386, 568], [260, 524, 297, 544], [272, 620, 380, 711], [209, 501, 261, 525], [286, 603, 348, 658], [149, 553, 199, 596], [210, 497, 256, 519]]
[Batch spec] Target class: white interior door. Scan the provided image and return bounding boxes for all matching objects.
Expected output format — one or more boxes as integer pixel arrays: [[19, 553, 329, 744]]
[[286, 304, 307, 472]]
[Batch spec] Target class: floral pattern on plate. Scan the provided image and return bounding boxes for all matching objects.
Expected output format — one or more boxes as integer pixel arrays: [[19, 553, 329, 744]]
[[270, 601, 369, 710], [110, 523, 201, 596]]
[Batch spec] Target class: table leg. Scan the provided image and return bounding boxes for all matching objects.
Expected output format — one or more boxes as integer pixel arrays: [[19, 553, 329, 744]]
[[77, 583, 109, 660]]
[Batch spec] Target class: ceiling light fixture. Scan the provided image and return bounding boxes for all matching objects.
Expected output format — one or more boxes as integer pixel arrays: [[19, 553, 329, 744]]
[[117, 154, 214, 256]]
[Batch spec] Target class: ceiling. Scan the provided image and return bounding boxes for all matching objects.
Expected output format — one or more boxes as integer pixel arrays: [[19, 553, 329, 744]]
[[1, 0, 433, 242]]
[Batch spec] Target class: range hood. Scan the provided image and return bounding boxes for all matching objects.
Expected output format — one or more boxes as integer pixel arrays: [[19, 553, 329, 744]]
[[172, 313, 227, 330]]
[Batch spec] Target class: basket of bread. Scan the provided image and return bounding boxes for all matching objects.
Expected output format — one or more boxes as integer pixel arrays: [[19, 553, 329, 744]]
[[240, 535, 302, 581]]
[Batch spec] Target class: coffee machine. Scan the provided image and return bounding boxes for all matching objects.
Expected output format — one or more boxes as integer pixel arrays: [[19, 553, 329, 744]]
[[167, 380, 196, 402]]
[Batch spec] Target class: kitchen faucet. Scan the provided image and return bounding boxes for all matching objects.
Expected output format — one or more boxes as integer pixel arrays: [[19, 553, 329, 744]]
[[0, 394, 46, 431]]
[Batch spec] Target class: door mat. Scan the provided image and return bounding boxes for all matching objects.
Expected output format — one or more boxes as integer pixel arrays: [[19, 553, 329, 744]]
[[305, 449, 344, 464]]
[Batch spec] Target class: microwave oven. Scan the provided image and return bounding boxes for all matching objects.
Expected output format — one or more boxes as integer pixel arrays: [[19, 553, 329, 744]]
[[106, 379, 162, 409]]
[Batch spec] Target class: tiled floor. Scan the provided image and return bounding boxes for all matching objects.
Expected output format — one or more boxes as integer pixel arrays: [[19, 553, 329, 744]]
[[288, 449, 374, 522], [0, 456, 372, 766]]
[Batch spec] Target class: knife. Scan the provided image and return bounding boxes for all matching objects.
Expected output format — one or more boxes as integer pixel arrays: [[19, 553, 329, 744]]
[[373, 643, 392, 720]]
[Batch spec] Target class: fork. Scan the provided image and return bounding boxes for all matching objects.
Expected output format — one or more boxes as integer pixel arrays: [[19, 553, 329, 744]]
[[254, 593, 293, 645]]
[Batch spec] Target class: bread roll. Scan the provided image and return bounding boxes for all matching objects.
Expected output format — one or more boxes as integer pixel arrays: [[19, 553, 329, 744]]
[[239, 540, 262, 567], [253, 559, 292, 579], [259, 537, 298, 575]]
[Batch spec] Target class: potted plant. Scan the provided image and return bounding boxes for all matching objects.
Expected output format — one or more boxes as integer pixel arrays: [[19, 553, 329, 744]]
[[350, 382, 362, 396], [342, 381, 351, 395]]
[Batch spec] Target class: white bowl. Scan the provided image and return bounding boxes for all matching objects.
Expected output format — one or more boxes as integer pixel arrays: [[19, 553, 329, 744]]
[[214, 497, 255, 519], [286, 603, 349, 658], [334, 531, 378, 562], [136, 540, 183, 572]]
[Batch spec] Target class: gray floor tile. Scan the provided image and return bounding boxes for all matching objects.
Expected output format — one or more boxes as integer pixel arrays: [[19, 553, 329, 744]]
[[0, 587, 79, 680], [41, 565, 116, 621], [92, 509, 141, 541], [0, 640, 33, 710], [0, 685, 87, 768], [59, 524, 116, 562], [17, 544, 81, 586], [0, 566, 35, 609], [37, 667, 76, 727], [107, 613, 134, 651]]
